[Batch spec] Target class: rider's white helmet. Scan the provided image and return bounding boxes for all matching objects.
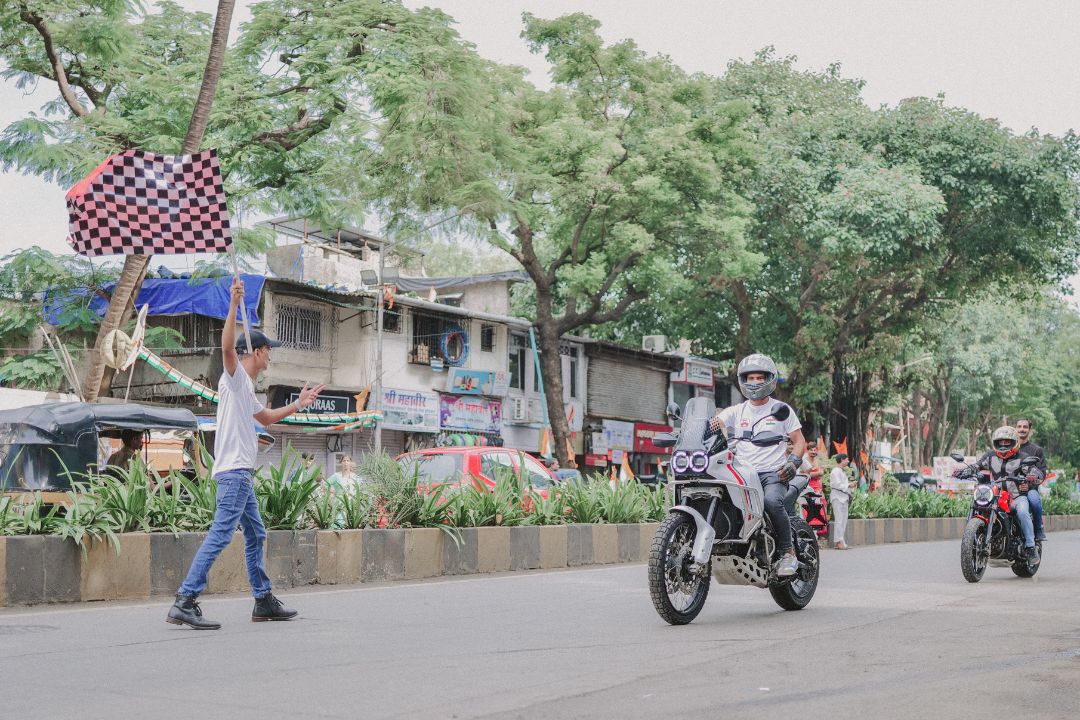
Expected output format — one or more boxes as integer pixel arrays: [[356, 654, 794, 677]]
[[737, 353, 778, 401]]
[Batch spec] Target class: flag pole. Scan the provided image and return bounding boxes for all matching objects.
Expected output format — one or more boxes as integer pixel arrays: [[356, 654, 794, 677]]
[[229, 200, 252, 354]]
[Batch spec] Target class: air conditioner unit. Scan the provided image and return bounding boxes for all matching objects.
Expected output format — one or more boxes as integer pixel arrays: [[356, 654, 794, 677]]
[[642, 335, 667, 353], [510, 396, 528, 422], [527, 398, 546, 424]]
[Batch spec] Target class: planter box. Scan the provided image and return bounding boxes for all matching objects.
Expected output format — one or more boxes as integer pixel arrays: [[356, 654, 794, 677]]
[[361, 528, 405, 582], [616, 524, 641, 562], [537, 526, 567, 569], [81, 534, 150, 602], [442, 528, 479, 575], [566, 524, 594, 567], [404, 528, 444, 579], [510, 526, 541, 571], [476, 526, 511, 573], [316, 530, 364, 585], [639, 523, 659, 561], [5, 516, 1080, 608]]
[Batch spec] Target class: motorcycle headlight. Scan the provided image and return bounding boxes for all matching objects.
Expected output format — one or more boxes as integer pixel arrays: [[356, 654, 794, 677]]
[[671, 451, 690, 474], [689, 451, 709, 474], [973, 484, 994, 506]]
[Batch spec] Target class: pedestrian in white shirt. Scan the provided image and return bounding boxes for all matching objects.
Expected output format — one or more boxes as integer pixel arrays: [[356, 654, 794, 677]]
[[167, 277, 325, 629], [830, 453, 852, 550]]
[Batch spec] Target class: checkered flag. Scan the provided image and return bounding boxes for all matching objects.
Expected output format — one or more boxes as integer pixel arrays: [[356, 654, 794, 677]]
[[66, 148, 232, 256]]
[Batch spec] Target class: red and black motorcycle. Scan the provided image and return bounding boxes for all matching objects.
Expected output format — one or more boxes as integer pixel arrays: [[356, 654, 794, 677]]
[[799, 483, 830, 539], [954, 452, 1043, 583]]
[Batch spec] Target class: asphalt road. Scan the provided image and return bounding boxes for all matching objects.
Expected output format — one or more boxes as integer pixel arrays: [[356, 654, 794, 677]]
[[2, 532, 1079, 720]]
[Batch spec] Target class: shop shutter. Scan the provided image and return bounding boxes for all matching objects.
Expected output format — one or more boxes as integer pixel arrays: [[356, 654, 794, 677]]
[[587, 357, 667, 423]]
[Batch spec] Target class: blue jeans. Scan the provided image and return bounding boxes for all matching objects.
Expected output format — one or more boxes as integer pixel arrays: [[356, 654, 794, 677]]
[[179, 469, 272, 599], [1013, 495, 1036, 548], [1027, 489, 1045, 537]]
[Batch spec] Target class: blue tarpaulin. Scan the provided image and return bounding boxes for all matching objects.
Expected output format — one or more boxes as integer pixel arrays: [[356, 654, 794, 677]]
[[44, 274, 265, 326]]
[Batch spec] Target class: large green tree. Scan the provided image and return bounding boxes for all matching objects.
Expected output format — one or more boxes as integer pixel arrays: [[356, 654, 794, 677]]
[[611, 54, 1080, 464], [350, 13, 758, 463]]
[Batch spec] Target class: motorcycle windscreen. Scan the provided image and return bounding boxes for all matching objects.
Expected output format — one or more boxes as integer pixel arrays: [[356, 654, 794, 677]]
[[675, 397, 717, 454]]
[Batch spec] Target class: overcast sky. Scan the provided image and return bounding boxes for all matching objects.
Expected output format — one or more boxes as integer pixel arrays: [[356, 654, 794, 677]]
[[2, 0, 1078, 277]]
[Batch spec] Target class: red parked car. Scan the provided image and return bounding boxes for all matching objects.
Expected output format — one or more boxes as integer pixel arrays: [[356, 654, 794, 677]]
[[396, 447, 556, 497]]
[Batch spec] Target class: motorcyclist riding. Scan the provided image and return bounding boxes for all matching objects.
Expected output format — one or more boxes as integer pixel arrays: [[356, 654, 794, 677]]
[[956, 426, 1042, 561], [1015, 418, 1047, 542], [710, 353, 807, 577]]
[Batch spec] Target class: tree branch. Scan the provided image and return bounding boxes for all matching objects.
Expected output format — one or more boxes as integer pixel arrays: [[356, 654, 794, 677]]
[[20, 7, 89, 117]]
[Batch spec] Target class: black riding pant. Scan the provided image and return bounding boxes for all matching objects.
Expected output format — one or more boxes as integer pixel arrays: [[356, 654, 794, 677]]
[[760, 471, 793, 554]]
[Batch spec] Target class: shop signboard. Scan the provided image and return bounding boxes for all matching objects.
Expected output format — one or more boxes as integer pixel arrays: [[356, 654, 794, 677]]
[[286, 390, 351, 414], [685, 362, 714, 387], [672, 361, 715, 387], [634, 422, 674, 455], [602, 419, 635, 452], [380, 388, 440, 433], [445, 368, 511, 397], [439, 394, 502, 433]]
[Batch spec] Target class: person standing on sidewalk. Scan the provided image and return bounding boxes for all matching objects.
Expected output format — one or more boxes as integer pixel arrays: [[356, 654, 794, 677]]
[[830, 454, 853, 549], [167, 277, 325, 629]]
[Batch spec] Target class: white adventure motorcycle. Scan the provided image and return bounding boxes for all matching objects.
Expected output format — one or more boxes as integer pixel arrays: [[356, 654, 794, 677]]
[[647, 397, 820, 624]]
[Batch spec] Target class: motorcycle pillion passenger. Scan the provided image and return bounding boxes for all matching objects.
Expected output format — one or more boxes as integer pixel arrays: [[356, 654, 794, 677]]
[[1015, 418, 1048, 543], [955, 426, 1044, 561], [710, 353, 807, 577]]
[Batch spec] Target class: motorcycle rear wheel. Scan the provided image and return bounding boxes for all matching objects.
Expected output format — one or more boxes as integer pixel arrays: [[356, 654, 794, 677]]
[[648, 513, 711, 625], [769, 517, 820, 611], [1011, 540, 1042, 578], [960, 518, 988, 583]]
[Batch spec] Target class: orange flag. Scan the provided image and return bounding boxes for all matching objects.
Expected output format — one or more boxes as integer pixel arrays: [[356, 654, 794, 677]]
[[833, 438, 848, 456], [816, 437, 827, 454], [859, 450, 869, 467]]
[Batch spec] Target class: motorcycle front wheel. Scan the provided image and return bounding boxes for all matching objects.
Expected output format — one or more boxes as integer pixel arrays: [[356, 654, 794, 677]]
[[769, 516, 820, 611], [960, 517, 989, 583], [648, 513, 711, 625]]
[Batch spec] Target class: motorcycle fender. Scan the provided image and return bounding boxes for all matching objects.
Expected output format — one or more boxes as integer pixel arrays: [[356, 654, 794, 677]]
[[669, 505, 717, 565]]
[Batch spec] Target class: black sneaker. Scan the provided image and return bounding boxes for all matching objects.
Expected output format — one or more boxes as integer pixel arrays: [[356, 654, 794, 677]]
[[252, 593, 298, 622], [1035, 531, 1047, 542], [1024, 545, 1040, 562], [166, 594, 221, 630]]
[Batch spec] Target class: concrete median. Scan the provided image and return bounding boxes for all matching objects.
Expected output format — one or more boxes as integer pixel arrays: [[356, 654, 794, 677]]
[[3, 515, 1080, 607]]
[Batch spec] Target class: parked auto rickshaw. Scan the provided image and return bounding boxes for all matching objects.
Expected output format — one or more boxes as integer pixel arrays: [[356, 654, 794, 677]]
[[0, 402, 201, 504]]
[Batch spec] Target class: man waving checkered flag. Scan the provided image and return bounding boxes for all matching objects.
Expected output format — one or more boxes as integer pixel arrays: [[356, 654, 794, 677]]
[[66, 148, 232, 256]]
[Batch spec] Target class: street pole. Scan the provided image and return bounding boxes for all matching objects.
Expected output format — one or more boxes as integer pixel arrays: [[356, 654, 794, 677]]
[[374, 239, 385, 454]]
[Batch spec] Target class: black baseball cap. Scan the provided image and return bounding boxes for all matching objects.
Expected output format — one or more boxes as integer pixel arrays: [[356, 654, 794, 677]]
[[235, 329, 283, 353]]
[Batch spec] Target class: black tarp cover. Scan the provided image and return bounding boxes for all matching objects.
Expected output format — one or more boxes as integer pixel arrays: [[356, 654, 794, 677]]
[[0, 402, 198, 446]]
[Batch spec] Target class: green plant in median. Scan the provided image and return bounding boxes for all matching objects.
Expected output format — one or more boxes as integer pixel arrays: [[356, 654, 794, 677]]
[[337, 484, 375, 530], [256, 448, 320, 530]]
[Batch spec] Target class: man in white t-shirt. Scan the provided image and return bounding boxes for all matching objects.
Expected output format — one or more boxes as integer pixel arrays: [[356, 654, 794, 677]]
[[829, 453, 852, 549], [711, 353, 807, 577], [168, 277, 325, 629]]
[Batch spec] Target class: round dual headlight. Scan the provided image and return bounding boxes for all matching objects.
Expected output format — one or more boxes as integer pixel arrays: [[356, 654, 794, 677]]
[[671, 450, 709, 475], [973, 484, 994, 506]]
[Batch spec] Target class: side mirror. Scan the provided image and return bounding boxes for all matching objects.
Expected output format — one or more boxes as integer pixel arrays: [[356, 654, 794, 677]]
[[949, 452, 965, 463], [770, 402, 790, 421], [665, 402, 682, 422], [652, 433, 677, 449]]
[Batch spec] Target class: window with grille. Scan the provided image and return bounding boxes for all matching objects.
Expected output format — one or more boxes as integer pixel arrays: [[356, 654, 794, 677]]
[[481, 324, 495, 352], [382, 308, 402, 333], [147, 315, 221, 355], [276, 304, 324, 351], [410, 311, 468, 365], [509, 334, 527, 389]]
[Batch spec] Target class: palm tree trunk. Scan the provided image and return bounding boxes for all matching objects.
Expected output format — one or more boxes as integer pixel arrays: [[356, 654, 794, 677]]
[[83, 0, 237, 401]]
